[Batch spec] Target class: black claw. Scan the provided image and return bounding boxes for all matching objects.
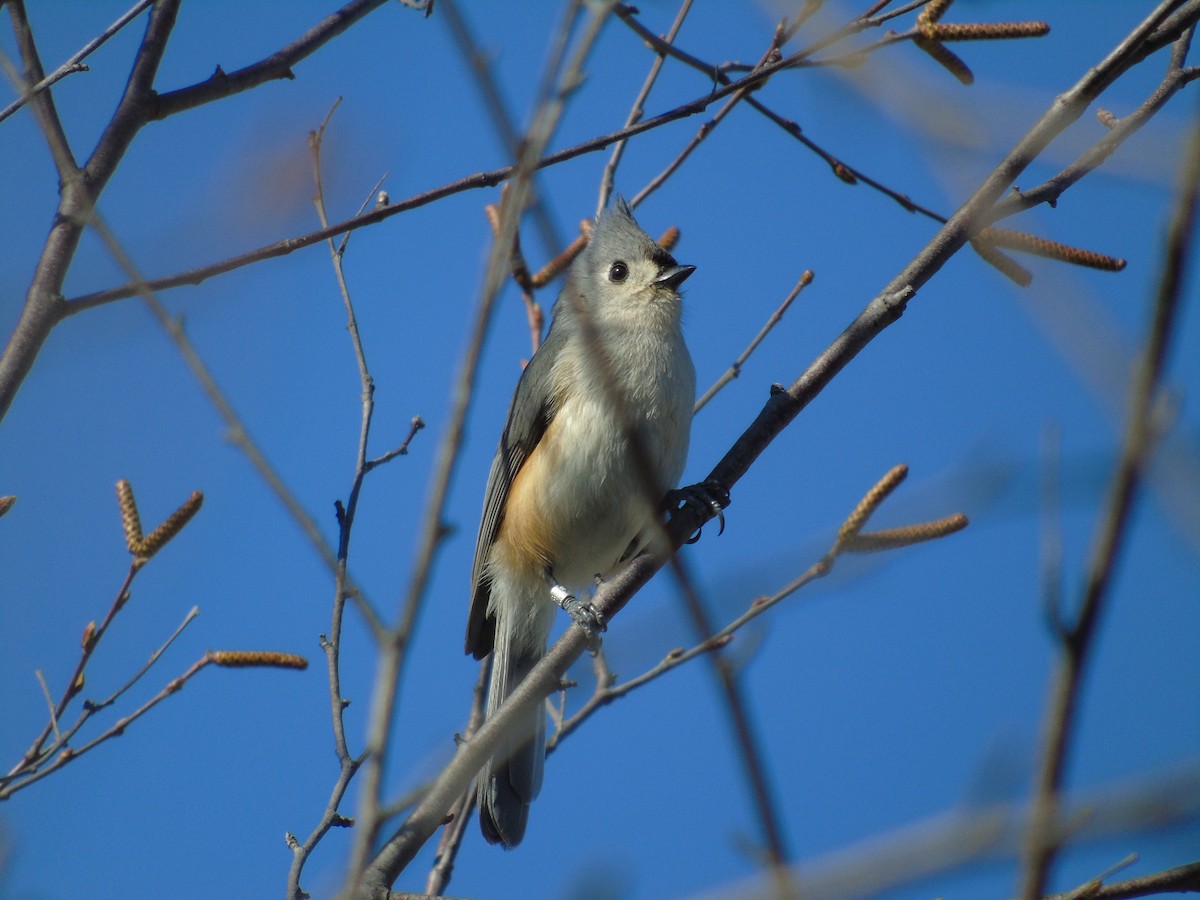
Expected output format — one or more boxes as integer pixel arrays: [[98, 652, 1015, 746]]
[[667, 479, 730, 543]]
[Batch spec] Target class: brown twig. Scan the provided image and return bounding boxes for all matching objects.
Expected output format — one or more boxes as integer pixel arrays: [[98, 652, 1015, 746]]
[[1, 604, 198, 798], [1018, 63, 1200, 900], [5, 559, 140, 783], [631, 23, 787, 209], [695, 271, 813, 413], [287, 100, 426, 900], [4, 648, 307, 799]]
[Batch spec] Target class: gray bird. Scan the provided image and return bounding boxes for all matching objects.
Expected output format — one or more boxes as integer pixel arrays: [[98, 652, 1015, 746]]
[[467, 197, 697, 847]]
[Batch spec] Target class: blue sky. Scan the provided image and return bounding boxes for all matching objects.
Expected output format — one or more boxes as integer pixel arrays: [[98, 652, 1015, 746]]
[[1, 2, 1197, 899]]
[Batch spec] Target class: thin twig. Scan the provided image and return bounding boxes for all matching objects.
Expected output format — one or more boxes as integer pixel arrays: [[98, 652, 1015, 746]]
[[615, 3, 948, 222], [85, 605, 200, 714], [4, 650, 305, 798], [287, 99, 379, 900], [695, 271, 813, 413], [597, 0, 694, 216], [632, 21, 792, 210], [992, 21, 1200, 223], [4, 562, 139, 782], [60, 15, 938, 319], [2, 606, 204, 800]]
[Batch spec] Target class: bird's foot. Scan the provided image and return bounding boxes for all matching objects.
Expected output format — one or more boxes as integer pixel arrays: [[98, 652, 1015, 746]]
[[549, 584, 606, 647], [666, 479, 731, 544]]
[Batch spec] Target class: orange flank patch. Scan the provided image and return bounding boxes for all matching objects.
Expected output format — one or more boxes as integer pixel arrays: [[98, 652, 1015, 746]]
[[492, 421, 560, 576]]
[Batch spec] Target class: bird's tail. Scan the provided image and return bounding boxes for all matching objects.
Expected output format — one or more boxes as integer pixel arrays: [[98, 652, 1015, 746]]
[[477, 601, 550, 847]]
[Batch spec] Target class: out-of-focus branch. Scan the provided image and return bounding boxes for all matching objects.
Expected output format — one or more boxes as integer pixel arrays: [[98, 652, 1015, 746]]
[[705, 766, 1200, 900], [349, 4, 620, 893], [439, 0, 562, 259], [668, 553, 793, 879], [1017, 74, 1200, 900]]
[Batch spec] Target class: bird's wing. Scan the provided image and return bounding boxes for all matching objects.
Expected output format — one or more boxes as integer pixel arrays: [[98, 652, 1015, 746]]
[[466, 325, 564, 658]]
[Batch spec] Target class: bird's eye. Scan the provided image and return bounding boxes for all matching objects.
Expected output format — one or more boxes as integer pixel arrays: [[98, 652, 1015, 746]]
[[608, 261, 629, 283]]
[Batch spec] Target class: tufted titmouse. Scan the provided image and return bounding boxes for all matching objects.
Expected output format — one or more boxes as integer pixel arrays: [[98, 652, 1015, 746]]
[[466, 198, 698, 847]]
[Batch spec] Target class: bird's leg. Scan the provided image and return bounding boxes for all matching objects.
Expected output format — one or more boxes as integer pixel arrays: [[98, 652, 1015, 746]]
[[544, 569, 606, 644], [665, 479, 731, 544]]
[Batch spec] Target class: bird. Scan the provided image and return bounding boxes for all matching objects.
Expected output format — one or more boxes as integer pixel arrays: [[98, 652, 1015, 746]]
[[466, 197, 698, 847]]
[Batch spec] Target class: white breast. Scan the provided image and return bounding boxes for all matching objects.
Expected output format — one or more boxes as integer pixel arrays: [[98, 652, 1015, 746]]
[[539, 321, 695, 587]]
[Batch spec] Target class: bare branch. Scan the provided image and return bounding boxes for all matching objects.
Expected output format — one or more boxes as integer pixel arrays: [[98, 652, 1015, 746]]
[[148, 0, 399, 121]]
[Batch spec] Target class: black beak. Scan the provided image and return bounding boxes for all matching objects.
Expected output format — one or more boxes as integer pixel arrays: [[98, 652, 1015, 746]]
[[656, 264, 696, 290]]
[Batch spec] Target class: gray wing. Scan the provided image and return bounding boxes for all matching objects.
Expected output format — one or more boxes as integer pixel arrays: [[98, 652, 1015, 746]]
[[465, 325, 565, 658]]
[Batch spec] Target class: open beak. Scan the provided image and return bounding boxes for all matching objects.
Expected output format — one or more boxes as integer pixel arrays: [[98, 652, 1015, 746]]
[[655, 264, 696, 290]]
